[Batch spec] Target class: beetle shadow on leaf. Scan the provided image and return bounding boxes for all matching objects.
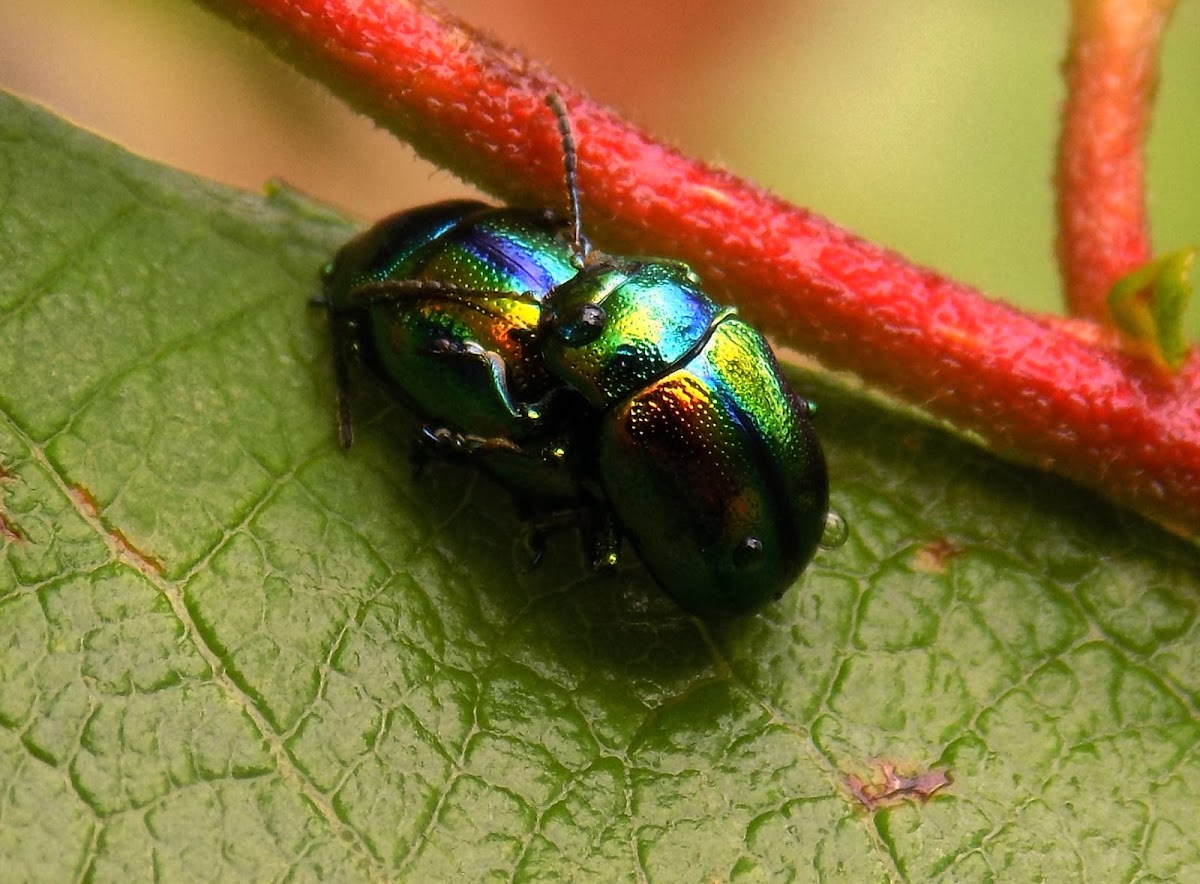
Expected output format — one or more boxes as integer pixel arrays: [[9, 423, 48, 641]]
[[340, 403, 713, 676]]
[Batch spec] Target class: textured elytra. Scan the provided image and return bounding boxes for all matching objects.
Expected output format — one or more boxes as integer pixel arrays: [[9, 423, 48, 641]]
[[2, 91, 1200, 882]]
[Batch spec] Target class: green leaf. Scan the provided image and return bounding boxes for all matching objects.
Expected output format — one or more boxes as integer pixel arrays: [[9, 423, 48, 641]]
[[2, 90, 1200, 882], [1109, 248, 1196, 371]]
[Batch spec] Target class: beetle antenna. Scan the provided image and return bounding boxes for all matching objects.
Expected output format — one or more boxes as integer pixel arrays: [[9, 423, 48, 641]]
[[545, 94, 587, 261]]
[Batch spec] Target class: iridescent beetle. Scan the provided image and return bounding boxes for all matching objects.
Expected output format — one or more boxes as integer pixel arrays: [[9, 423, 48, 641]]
[[319, 200, 590, 506], [320, 96, 837, 617]]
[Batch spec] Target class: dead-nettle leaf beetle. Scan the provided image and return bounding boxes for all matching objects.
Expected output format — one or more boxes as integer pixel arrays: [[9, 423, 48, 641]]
[[318, 95, 843, 617]]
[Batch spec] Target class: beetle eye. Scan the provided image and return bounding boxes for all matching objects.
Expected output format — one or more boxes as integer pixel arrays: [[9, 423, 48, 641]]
[[557, 303, 607, 347], [733, 536, 765, 569]]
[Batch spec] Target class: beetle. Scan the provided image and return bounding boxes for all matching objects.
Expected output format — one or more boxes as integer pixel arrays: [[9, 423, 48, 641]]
[[320, 95, 835, 617], [539, 257, 829, 617], [320, 198, 603, 510]]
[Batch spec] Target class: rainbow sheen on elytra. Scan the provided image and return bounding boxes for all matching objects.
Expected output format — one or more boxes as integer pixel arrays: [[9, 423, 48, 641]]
[[323, 201, 581, 443], [538, 258, 828, 617]]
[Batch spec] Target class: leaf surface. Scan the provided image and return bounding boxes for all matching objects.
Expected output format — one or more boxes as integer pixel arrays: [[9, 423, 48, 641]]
[[2, 92, 1200, 882]]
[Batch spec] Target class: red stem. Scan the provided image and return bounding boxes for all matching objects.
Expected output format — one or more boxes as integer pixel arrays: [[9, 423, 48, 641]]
[[1057, 0, 1176, 323], [197, 0, 1200, 536]]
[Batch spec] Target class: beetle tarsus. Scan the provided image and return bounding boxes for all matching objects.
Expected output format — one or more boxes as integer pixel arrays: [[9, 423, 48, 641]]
[[583, 504, 622, 572], [336, 393, 354, 450], [523, 525, 548, 568], [410, 426, 441, 478]]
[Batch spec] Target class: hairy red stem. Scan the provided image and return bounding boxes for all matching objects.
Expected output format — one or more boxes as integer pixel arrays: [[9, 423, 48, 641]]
[[197, 0, 1200, 535], [1057, 0, 1176, 323]]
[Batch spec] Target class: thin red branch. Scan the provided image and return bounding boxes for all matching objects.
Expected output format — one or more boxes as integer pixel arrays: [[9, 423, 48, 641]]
[[1057, 0, 1177, 322], [196, 0, 1200, 536]]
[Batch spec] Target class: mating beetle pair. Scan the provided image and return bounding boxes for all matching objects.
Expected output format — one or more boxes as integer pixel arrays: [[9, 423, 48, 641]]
[[319, 96, 834, 618]]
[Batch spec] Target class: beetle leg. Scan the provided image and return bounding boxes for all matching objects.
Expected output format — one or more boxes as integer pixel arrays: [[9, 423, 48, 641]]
[[518, 507, 600, 570], [330, 320, 359, 449], [521, 508, 550, 567], [519, 507, 576, 568], [412, 424, 519, 479], [426, 337, 556, 428], [410, 425, 452, 478], [524, 531, 547, 568], [312, 295, 360, 449], [414, 424, 523, 462], [583, 503, 622, 572]]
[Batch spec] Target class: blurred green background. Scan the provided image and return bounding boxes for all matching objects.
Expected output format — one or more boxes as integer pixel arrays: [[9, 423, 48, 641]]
[[1, 0, 1197, 334]]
